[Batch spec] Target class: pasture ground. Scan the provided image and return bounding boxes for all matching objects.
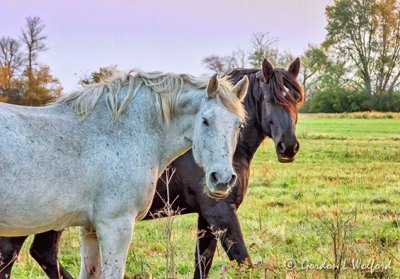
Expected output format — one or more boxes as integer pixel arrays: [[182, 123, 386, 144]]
[[10, 114, 400, 278]]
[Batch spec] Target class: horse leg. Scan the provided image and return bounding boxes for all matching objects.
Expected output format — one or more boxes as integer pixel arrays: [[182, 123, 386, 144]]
[[0, 236, 27, 279], [194, 215, 217, 279], [29, 230, 73, 279], [217, 208, 252, 267], [79, 227, 100, 279], [95, 216, 134, 279], [195, 203, 252, 278]]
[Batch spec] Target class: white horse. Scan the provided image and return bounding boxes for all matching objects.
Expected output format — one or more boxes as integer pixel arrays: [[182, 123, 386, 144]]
[[0, 70, 248, 278]]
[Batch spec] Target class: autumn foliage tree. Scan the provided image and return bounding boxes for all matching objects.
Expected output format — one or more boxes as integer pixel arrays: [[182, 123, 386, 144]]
[[0, 16, 62, 106], [202, 1, 400, 112], [325, 0, 400, 96], [0, 37, 24, 103], [301, 0, 400, 112]]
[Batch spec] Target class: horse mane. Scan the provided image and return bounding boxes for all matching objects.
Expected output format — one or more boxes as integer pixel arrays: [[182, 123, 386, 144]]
[[266, 68, 304, 119], [227, 67, 304, 119], [56, 70, 245, 125], [227, 68, 259, 84]]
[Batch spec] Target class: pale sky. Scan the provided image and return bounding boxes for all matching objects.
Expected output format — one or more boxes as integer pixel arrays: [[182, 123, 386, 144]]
[[1, 0, 333, 91]]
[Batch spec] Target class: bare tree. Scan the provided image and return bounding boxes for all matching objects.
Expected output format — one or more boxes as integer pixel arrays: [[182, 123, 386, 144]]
[[202, 32, 282, 74], [222, 55, 235, 74], [202, 55, 226, 75], [20, 16, 47, 92], [233, 48, 247, 68], [202, 48, 249, 75], [228, 48, 248, 69], [0, 37, 24, 91], [248, 32, 279, 67]]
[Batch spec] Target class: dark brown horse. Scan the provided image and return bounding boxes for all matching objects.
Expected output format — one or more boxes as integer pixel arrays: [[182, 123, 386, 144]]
[[0, 58, 304, 279]]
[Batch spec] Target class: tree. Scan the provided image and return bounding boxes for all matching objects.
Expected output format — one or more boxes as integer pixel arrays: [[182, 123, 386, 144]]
[[23, 66, 62, 106], [299, 45, 332, 97], [231, 48, 247, 68], [0, 37, 24, 93], [248, 32, 278, 67], [325, 0, 400, 95], [374, 0, 400, 94], [202, 55, 228, 75], [79, 66, 116, 86], [19, 16, 62, 105], [202, 33, 280, 74], [20, 16, 47, 94], [0, 16, 62, 105]]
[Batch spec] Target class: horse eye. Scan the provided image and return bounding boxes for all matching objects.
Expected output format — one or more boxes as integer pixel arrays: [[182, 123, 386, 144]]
[[202, 118, 209, 126]]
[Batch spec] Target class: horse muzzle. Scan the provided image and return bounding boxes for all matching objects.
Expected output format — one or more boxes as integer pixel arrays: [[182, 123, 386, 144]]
[[276, 140, 299, 163], [205, 171, 236, 199]]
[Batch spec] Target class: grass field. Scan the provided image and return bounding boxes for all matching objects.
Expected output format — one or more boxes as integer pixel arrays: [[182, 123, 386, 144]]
[[10, 114, 400, 278]]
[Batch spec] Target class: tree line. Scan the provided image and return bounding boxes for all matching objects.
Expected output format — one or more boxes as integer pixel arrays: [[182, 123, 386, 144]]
[[0, 17, 62, 106], [202, 0, 400, 112], [2, 0, 400, 112]]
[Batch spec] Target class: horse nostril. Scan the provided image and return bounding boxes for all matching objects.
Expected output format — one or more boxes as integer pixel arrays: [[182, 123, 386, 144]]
[[228, 174, 237, 186], [277, 142, 285, 153], [293, 142, 300, 154], [210, 172, 219, 184]]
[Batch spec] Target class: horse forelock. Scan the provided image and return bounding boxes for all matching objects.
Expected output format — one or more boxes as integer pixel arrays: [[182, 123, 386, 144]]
[[263, 69, 304, 120], [227, 68, 304, 121], [214, 76, 247, 122]]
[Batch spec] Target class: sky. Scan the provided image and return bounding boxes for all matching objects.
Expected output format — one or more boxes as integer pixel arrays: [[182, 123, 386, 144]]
[[1, 0, 333, 92]]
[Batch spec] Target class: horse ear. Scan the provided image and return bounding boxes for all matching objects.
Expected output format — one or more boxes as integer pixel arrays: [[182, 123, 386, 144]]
[[232, 75, 249, 101], [207, 74, 218, 98], [261, 58, 274, 82], [288, 58, 300, 78]]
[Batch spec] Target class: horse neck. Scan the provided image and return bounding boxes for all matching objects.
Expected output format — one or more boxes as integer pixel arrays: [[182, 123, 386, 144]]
[[62, 83, 204, 174], [156, 86, 204, 173], [234, 74, 266, 166]]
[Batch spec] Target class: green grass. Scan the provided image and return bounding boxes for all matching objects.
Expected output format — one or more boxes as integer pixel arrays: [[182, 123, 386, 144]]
[[10, 115, 400, 278]]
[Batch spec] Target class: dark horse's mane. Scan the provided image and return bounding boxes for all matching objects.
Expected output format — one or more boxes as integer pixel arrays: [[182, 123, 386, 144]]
[[227, 68, 304, 119], [228, 68, 260, 82]]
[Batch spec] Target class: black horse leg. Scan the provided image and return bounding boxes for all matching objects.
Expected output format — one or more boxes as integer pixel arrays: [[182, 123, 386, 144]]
[[218, 208, 252, 267], [194, 215, 218, 279], [0, 236, 27, 279], [195, 202, 252, 278], [30, 231, 73, 279]]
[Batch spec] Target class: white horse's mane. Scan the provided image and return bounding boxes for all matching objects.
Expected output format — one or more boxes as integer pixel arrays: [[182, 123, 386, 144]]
[[57, 70, 245, 125]]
